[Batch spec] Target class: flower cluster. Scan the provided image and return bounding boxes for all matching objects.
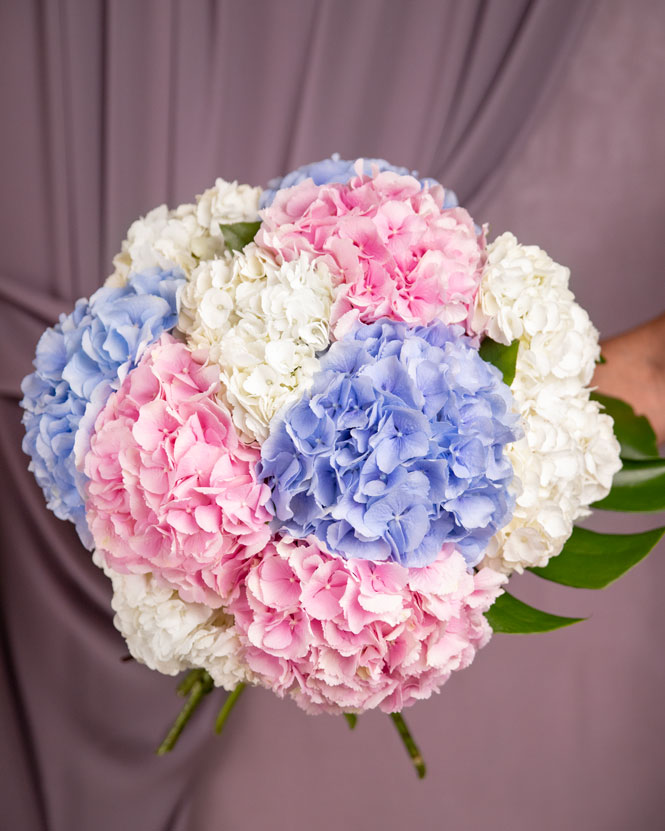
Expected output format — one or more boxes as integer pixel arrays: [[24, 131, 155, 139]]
[[475, 233, 621, 573], [257, 170, 484, 339], [260, 154, 458, 208], [107, 179, 261, 287], [473, 232, 600, 394], [93, 551, 250, 690], [178, 243, 333, 442], [259, 319, 519, 568], [20, 268, 183, 546], [85, 335, 272, 607], [228, 537, 504, 713], [21, 158, 623, 723]]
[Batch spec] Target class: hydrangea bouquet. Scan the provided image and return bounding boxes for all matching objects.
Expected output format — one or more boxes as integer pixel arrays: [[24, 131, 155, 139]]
[[21, 156, 665, 776]]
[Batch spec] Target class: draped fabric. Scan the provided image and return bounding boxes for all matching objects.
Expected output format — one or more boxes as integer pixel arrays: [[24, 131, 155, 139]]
[[0, 0, 591, 398], [2, 1, 664, 829]]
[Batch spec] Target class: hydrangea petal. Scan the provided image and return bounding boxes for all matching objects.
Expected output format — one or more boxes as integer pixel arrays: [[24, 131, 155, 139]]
[[85, 335, 271, 607], [259, 319, 520, 568], [20, 268, 185, 547]]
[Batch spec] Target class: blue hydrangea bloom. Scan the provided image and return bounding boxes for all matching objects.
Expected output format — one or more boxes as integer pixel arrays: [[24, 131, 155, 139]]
[[259, 153, 460, 210], [20, 268, 184, 548], [259, 319, 520, 568]]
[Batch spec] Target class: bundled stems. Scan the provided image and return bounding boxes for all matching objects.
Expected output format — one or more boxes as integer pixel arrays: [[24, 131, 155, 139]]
[[215, 682, 246, 734], [176, 668, 205, 697], [158, 674, 425, 779], [390, 712, 427, 779], [156, 670, 214, 755]]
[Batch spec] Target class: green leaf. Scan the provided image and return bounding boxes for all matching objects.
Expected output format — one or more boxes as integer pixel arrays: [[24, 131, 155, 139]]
[[478, 337, 519, 386], [219, 221, 261, 252], [591, 392, 659, 460], [593, 458, 665, 512], [596, 353, 607, 365], [485, 591, 585, 633], [344, 713, 358, 730], [529, 525, 665, 589]]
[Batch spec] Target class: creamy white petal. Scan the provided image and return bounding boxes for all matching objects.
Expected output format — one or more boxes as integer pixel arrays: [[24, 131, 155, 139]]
[[178, 244, 334, 442], [106, 180, 261, 287], [93, 551, 252, 690], [477, 233, 621, 574]]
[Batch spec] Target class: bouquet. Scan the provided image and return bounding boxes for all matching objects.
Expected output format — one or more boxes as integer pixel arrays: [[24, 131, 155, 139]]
[[21, 156, 665, 776]]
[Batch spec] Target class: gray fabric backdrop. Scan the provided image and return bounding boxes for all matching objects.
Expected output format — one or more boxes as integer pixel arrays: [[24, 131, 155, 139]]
[[1, 1, 664, 829]]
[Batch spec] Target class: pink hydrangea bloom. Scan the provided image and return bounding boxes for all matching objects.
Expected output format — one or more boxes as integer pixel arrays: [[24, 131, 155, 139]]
[[257, 170, 485, 339], [228, 537, 505, 714], [84, 334, 272, 607]]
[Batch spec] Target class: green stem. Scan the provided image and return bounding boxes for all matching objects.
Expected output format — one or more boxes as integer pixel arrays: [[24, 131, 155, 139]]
[[343, 713, 358, 730], [156, 671, 214, 755], [389, 712, 426, 779], [214, 682, 246, 734], [177, 668, 204, 697]]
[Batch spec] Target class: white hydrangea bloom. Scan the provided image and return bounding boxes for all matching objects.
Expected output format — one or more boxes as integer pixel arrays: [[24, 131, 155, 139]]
[[473, 232, 600, 393], [178, 243, 334, 443], [196, 178, 262, 235], [477, 233, 621, 574], [93, 551, 251, 689], [106, 179, 261, 287], [106, 203, 209, 287]]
